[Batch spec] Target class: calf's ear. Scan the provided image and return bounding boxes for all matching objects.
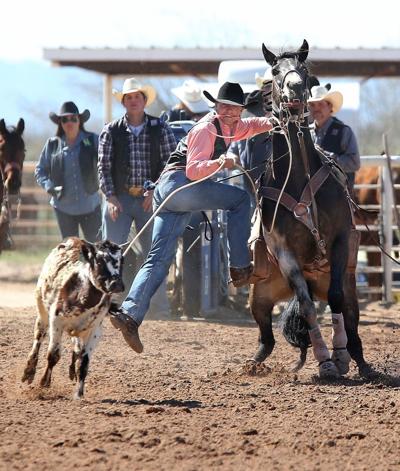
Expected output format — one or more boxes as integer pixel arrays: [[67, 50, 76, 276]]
[[81, 241, 96, 264]]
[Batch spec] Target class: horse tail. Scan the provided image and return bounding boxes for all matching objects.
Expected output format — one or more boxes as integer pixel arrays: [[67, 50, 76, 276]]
[[281, 295, 311, 371]]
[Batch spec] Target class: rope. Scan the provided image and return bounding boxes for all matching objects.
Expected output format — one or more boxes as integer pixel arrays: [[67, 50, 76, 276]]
[[122, 161, 225, 257]]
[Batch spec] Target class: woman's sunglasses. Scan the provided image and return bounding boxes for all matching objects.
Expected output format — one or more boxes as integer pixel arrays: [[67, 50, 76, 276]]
[[60, 115, 79, 124]]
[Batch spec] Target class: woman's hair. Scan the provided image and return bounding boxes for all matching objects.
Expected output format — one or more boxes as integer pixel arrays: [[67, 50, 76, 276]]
[[55, 118, 87, 137]]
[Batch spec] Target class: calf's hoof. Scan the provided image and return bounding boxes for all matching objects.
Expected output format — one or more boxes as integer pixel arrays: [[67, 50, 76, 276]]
[[69, 365, 77, 381], [318, 359, 340, 379], [73, 391, 83, 400], [331, 348, 351, 375], [21, 368, 36, 384], [39, 375, 51, 388]]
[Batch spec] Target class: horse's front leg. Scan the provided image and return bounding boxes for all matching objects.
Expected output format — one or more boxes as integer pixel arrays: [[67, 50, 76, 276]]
[[249, 283, 276, 363], [278, 250, 339, 378]]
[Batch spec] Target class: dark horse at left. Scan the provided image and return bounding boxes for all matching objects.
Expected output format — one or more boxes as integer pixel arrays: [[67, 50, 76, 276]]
[[249, 40, 373, 378], [0, 118, 25, 252]]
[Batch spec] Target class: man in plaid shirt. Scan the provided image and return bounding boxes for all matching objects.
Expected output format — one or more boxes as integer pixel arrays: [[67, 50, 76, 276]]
[[98, 77, 177, 315]]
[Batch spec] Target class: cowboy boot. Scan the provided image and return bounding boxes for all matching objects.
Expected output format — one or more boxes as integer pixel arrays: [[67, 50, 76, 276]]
[[229, 263, 257, 288], [109, 304, 143, 353]]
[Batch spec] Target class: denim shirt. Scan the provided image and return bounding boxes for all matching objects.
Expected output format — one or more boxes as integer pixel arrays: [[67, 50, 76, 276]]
[[35, 131, 101, 216]]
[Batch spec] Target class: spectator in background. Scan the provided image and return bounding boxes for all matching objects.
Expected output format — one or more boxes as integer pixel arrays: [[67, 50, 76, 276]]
[[35, 101, 101, 242], [307, 84, 360, 188], [168, 79, 210, 122], [98, 77, 177, 318], [165, 79, 211, 318]]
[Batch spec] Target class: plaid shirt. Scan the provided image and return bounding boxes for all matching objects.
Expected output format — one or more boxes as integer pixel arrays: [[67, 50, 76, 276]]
[[98, 114, 177, 198]]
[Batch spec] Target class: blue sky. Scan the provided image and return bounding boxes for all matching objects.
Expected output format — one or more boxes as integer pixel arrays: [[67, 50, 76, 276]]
[[1, 0, 399, 146]]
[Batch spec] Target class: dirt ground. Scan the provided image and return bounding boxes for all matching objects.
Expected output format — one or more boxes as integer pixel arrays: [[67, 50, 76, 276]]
[[0, 275, 399, 470]]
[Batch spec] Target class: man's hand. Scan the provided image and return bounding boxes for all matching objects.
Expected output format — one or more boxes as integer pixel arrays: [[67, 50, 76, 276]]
[[218, 155, 236, 170], [142, 190, 154, 212], [107, 195, 122, 221]]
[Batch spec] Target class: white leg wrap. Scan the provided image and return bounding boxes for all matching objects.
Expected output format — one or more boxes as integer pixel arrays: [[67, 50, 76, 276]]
[[309, 326, 330, 363], [331, 313, 347, 349]]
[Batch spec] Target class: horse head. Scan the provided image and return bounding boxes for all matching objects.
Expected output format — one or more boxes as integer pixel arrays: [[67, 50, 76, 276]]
[[262, 39, 310, 120], [0, 118, 25, 195]]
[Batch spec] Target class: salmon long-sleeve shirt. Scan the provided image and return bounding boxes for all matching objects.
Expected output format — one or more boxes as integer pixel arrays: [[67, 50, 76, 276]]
[[186, 113, 272, 181]]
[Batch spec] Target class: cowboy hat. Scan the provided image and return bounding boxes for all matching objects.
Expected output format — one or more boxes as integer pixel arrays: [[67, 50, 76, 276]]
[[242, 90, 265, 118], [255, 67, 273, 89], [49, 101, 90, 124], [171, 80, 210, 114], [112, 77, 156, 106], [203, 82, 246, 107], [307, 85, 343, 114]]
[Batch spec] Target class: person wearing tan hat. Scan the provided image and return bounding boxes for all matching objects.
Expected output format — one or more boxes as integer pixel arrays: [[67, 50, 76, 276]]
[[168, 79, 210, 122], [35, 101, 101, 242], [308, 84, 360, 187], [108, 82, 273, 353], [98, 77, 177, 318]]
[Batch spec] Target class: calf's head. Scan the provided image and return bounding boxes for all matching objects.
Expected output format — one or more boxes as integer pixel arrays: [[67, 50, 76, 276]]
[[81, 240, 125, 294]]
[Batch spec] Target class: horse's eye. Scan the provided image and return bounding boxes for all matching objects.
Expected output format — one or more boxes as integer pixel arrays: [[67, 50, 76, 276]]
[[272, 68, 279, 76]]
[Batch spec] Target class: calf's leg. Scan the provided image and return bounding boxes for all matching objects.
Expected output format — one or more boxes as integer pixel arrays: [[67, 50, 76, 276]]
[[40, 315, 63, 388], [22, 296, 48, 383], [74, 323, 103, 399]]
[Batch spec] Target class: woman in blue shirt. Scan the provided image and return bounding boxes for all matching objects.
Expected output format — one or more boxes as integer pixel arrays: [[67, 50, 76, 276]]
[[35, 101, 101, 242]]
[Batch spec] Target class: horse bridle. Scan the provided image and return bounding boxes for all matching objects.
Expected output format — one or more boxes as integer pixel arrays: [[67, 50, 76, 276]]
[[272, 66, 310, 122]]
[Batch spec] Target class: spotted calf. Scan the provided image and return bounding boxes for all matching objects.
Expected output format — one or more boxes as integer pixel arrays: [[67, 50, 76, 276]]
[[22, 237, 124, 399]]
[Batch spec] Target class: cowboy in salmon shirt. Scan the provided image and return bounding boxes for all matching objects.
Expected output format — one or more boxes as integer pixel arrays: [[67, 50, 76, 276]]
[[109, 82, 273, 353]]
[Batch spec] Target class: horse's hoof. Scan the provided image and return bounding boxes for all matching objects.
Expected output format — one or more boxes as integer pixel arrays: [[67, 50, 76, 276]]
[[253, 344, 269, 363], [319, 360, 340, 379], [331, 348, 351, 375], [358, 363, 379, 379]]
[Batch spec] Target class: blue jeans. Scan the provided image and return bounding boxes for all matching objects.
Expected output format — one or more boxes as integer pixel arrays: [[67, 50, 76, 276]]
[[122, 169, 251, 325], [101, 193, 169, 313], [54, 206, 101, 242]]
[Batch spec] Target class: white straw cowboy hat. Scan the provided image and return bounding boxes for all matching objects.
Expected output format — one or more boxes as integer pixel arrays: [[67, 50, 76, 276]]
[[255, 67, 273, 89], [308, 85, 343, 114], [112, 78, 156, 106], [171, 80, 210, 114]]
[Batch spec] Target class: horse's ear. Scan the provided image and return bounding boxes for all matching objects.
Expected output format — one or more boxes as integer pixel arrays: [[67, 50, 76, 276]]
[[262, 43, 276, 66], [307, 75, 320, 92], [325, 83, 331, 91], [0, 119, 6, 135], [16, 118, 25, 135], [297, 39, 309, 62]]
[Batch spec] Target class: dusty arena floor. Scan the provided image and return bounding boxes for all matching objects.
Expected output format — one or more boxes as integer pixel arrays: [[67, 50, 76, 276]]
[[0, 279, 398, 471]]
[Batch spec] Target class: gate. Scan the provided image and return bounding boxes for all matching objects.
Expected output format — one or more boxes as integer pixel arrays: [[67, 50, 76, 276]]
[[355, 155, 400, 303]]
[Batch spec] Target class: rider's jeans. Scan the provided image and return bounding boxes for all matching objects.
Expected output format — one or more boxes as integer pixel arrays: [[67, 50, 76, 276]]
[[122, 169, 251, 325]]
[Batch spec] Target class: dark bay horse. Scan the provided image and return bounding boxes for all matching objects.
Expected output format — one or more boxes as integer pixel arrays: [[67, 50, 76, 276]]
[[249, 40, 372, 378], [0, 118, 25, 252]]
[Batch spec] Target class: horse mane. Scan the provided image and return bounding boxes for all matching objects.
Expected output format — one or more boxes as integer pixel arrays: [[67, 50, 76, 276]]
[[273, 50, 310, 70]]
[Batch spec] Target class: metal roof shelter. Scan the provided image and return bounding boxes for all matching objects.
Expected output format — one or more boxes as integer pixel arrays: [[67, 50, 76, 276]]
[[43, 46, 400, 121]]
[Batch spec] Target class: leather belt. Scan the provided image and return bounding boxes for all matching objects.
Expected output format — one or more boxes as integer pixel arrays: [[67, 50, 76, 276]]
[[126, 186, 144, 197]]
